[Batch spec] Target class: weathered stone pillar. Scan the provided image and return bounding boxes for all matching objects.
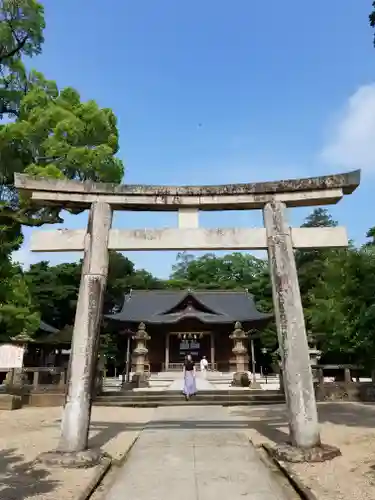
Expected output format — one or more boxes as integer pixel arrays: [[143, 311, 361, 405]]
[[132, 323, 150, 387], [278, 365, 285, 395], [230, 322, 249, 387], [58, 201, 112, 455], [263, 201, 320, 449], [344, 367, 352, 384], [33, 370, 40, 389], [165, 333, 170, 370], [210, 332, 215, 368]]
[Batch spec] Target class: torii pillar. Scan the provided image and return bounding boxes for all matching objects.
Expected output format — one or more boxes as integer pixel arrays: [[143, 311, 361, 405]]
[[39, 201, 113, 466]]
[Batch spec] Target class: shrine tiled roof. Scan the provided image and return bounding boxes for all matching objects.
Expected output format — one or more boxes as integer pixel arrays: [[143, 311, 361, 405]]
[[105, 290, 272, 325], [39, 321, 59, 334]]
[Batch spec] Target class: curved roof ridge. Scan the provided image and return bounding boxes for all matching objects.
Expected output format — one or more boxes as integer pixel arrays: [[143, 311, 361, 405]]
[[156, 290, 223, 316], [106, 289, 273, 325]]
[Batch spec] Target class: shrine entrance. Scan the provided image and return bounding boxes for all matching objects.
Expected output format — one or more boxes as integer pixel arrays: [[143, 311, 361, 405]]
[[105, 289, 270, 373], [170, 332, 210, 365], [15, 169, 360, 456]]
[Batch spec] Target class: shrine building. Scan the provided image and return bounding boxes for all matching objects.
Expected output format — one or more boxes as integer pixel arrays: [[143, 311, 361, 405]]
[[105, 290, 272, 372]]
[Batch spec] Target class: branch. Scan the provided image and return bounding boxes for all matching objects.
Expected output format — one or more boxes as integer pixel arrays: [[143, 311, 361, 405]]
[[0, 102, 19, 116], [0, 35, 28, 63], [0, 16, 30, 62]]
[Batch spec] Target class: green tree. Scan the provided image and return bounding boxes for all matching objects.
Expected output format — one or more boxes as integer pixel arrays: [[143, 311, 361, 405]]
[[169, 251, 277, 350], [170, 251, 267, 290], [0, 0, 45, 250], [370, 2, 375, 45], [295, 208, 339, 333], [0, 0, 45, 118], [309, 245, 375, 368], [364, 226, 375, 246], [0, 1, 125, 339], [25, 260, 81, 329], [1, 75, 124, 228], [0, 260, 39, 340], [25, 253, 164, 348]]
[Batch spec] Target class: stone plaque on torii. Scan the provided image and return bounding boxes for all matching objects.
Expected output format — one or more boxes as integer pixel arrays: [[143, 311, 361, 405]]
[[14, 169, 360, 465]]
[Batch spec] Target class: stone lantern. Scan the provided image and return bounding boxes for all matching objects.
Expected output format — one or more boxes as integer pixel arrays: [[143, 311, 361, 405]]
[[307, 332, 322, 367], [307, 332, 322, 384], [131, 322, 150, 388], [7, 331, 34, 390], [230, 321, 250, 387]]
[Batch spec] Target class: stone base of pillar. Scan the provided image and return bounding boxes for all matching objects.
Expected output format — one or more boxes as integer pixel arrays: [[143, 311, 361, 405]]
[[231, 372, 250, 387], [36, 448, 105, 469], [249, 381, 262, 390], [5, 369, 27, 395], [264, 442, 341, 463], [131, 373, 149, 388], [0, 394, 23, 410]]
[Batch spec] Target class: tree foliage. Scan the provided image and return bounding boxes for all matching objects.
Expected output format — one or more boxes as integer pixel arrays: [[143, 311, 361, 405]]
[[295, 208, 339, 333], [25, 253, 164, 332], [0, 260, 39, 340], [0, 0, 45, 118], [169, 251, 277, 349], [1, 73, 124, 227], [170, 251, 267, 289], [309, 242, 375, 368], [0, 0, 125, 338], [370, 2, 375, 46]]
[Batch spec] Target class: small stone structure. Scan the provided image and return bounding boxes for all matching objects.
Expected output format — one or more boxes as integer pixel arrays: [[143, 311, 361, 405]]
[[131, 322, 150, 387], [307, 333, 322, 367], [230, 322, 249, 387], [14, 169, 360, 463]]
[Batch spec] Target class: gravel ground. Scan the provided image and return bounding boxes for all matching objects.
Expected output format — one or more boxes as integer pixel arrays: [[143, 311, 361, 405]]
[[228, 402, 375, 500], [0, 406, 154, 500], [3, 402, 375, 500]]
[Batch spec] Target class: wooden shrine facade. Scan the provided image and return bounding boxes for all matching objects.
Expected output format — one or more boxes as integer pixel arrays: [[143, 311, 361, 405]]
[[105, 289, 272, 372]]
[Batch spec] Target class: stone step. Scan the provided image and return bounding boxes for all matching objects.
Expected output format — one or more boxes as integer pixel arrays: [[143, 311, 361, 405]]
[[100, 389, 281, 397], [93, 399, 285, 408], [95, 394, 285, 403], [94, 388, 285, 407]]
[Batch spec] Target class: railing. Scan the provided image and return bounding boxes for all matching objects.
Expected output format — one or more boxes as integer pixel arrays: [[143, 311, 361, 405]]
[[0, 366, 67, 390], [0, 366, 103, 394], [311, 364, 368, 384]]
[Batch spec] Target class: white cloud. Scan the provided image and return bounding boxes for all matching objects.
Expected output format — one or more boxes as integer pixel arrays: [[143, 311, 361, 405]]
[[321, 83, 375, 172]]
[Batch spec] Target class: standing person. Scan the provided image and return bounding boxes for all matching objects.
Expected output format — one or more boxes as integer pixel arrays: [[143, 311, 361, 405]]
[[200, 355, 208, 379], [183, 354, 196, 401]]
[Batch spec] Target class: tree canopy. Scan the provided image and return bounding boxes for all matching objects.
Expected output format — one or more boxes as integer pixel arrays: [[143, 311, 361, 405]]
[[370, 2, 375, 45], [0, 0, 124, 340]]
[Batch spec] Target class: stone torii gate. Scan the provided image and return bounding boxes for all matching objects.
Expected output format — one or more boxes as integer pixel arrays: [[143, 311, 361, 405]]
[[15, 170, 360, 464]]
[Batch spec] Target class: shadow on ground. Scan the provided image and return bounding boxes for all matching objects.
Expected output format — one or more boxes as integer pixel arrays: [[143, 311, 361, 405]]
[[0, 448, 58, 500], [45, 402, 375, 451]]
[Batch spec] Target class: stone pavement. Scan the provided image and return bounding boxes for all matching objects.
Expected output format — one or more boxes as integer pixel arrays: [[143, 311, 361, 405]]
[[104, 405, 290, 499]]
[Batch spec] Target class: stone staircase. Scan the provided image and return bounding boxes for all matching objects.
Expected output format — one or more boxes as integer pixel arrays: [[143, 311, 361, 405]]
[[94, 388, 285, 408]]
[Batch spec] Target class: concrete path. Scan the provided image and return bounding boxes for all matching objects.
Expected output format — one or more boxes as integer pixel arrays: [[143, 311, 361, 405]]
[[104, 406, 290, 499]]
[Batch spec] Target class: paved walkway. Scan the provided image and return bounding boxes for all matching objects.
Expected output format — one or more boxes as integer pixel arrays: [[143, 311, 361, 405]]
[[104, 406, 290, 499]]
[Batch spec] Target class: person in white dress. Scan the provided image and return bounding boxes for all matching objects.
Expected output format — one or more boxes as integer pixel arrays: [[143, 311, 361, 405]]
[[200, 356, 208, 379]]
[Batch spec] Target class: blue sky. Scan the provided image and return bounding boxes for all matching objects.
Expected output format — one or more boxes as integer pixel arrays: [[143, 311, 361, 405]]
[[13, 0, 375, 277]]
